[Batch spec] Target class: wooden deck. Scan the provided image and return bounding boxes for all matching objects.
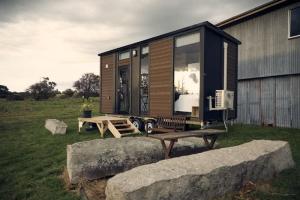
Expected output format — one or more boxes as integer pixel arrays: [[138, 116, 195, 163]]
[[78, 116, 140, 138]]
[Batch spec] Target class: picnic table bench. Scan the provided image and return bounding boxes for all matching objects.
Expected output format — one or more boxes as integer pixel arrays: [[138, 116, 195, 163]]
[[146, 116, 186, 134], [149, 129, 225, 159]]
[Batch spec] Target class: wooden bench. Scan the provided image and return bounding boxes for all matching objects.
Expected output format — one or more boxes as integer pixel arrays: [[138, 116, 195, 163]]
[[148, 129, 224, 159], [146, 116, 186, 134]]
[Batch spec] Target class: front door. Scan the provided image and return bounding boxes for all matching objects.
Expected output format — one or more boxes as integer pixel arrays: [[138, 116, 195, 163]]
[[117, 65, 130, 114]]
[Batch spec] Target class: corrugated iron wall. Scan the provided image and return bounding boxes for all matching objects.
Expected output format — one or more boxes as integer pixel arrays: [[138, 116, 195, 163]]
[[224, 1, 300, 129], [224, 2, 300, 80], [237, 75, 300, 128]]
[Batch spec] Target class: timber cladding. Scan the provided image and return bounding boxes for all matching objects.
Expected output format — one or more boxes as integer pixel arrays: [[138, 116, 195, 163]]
[[118, 58, 130, 66], [100, 53, 116, 113], [149, 38, 173, 116]]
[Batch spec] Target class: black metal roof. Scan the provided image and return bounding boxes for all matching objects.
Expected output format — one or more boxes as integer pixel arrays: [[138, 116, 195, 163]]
[[98, 21, 241, 56]]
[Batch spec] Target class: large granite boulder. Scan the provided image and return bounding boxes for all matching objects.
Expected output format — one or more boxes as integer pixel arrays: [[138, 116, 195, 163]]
[[106, 140, 295, 200], [67, 137, 212, 184]]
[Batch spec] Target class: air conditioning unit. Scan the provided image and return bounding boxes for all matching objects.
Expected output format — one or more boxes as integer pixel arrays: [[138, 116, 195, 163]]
[[208, 90, 234, 110]]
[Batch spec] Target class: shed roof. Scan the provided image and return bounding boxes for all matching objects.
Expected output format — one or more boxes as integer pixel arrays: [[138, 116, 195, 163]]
[[217, 0, 297, 28], [98, 21, 240, 56]]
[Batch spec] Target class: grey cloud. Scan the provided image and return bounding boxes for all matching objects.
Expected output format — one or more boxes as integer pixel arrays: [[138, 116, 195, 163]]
[[73, 0, 269, 53], [0, 0, 270, 91], [0, 0, 269, 25]]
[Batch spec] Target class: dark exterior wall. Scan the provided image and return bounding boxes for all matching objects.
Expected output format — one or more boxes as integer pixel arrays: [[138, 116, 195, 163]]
[[226, 40, 238, 119], [149, 38, 173, 116], [100, 53, 116, 113], [131, 47, 140, 115], [222, 1, 300, 128], [203, 28, 223, 121]]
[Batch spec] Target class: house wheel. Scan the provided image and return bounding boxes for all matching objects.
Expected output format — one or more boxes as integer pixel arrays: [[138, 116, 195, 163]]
[[132, 118, 144, 131], [145, 120, 155, 134]]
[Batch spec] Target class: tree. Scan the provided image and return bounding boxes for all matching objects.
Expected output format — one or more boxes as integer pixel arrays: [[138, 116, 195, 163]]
[[73, 73, 99, 99], [0, 85, 10, 98], [27, 77, 57, 100], [62, 88, 75, 97]]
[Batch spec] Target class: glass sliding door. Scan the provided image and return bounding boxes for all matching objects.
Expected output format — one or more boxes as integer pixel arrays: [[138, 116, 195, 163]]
[[174, 32, 200, 116], [140, 46, 149, 115]]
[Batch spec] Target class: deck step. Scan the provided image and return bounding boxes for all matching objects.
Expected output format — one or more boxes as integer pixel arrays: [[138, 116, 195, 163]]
[[114, 124, 131, 128], [120, 132, 140, 137], [111, 120, 127, 125], [118, 128, 135, 132], [105, 118, 141, 138]]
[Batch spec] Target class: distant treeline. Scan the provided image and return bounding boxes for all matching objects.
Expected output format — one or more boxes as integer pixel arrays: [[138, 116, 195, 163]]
[[0, 73, 99, 101]]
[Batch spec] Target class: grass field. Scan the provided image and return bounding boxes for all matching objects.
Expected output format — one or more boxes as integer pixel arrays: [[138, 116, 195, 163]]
[[0, 98, 299, 200]]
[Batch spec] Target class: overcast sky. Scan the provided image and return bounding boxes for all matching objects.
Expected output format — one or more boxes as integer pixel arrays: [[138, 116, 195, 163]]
[[0, 0, 269, 92]]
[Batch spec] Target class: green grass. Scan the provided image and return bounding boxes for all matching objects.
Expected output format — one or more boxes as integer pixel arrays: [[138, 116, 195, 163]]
[[0, 98, 299, 200], [0, 98, 100, 200]]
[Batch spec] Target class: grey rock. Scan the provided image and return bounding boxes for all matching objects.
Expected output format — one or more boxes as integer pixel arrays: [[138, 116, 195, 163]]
[[105, 140, 295, 200], [45, 119, 67, 135], [67, 137, 212, 184]]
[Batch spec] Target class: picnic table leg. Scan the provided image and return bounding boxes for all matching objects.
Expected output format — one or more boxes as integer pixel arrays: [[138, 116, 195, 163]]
[[160, 139, 177, 159], [203, 135, 218, 149]]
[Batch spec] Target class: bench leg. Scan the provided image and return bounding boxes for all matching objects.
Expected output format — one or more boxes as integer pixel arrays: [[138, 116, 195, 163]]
[[203, 135, 218, 149], [160, 139, 177, 159]]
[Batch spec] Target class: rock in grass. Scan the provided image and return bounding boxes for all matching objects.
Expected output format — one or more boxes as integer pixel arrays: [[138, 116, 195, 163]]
[[67, 137, 212, 184], [105, 140, 295, 200], [45, 119, 67, 135]]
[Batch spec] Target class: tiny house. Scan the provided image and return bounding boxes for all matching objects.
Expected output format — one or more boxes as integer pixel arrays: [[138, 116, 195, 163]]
[[98, 21, 240, 126]]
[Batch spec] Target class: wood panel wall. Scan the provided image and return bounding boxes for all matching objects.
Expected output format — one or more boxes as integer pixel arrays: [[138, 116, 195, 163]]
[[118, 58, 130, 66], [100, 53, 115, 113], [149, 38, 173, 116]]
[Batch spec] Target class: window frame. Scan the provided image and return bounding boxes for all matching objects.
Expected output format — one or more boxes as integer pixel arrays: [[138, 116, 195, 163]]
[[173, 31, 201, 116], [118, 51, 130, 60], [288, 6, 300, 39], [139, 45, 149, 115]]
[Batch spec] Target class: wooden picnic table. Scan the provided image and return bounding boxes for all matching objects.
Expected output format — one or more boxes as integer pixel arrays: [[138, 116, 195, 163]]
[[148, 129, 225, 159]]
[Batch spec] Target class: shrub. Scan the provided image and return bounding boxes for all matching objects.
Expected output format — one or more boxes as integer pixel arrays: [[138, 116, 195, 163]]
[[62, 89, 75, 97], [6, 92, 25, 101]]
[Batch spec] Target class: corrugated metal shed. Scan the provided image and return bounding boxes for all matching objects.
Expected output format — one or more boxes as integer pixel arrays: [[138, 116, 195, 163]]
[[260, 78, 275, 125], [237, 75, 300, 128], [224, 2, 300, 80], [222, 1, 300, 128]]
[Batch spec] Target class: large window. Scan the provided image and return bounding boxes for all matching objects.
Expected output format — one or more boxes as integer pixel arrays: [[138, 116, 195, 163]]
[[289, 7, 300, 38], [140, 46, 149, 114], [174, 32, 200, 116]]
